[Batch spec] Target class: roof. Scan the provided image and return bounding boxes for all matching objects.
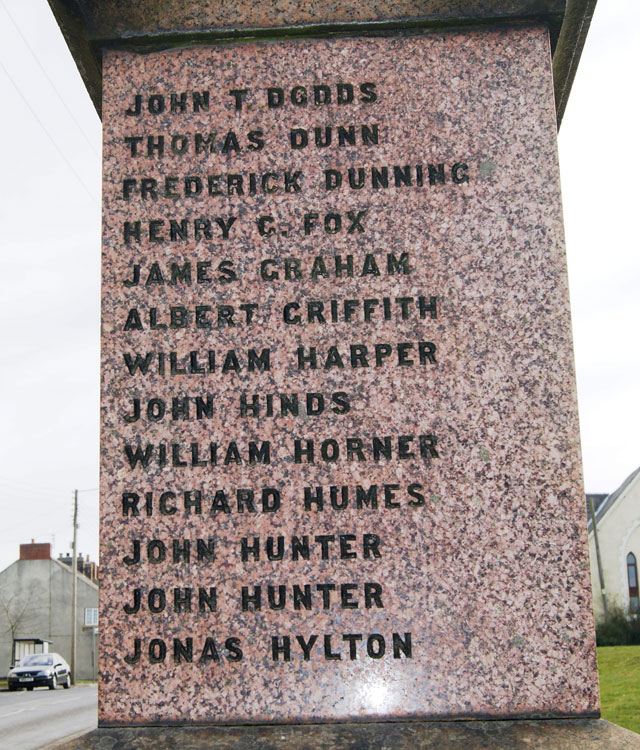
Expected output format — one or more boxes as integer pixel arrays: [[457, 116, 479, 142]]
[[588, 465, 640, 531], [0, 555, 99, 590], [13, 638, 52, 644], [51, 556, 99, 591], [586, 493, 608, 517]]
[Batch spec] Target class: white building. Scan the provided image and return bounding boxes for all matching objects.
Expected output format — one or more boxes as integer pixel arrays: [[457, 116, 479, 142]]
[[588, 466, 640, 621]]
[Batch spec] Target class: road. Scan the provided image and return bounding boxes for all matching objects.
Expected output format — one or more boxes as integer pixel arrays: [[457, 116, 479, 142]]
[[0, 684, 96, 749]]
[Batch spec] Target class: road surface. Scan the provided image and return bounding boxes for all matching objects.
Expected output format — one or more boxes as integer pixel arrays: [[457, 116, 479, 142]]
[[0, 683, 96, 749]]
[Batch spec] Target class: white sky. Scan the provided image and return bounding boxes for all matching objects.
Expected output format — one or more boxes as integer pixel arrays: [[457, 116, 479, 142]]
[[0, 0, 638, 573]]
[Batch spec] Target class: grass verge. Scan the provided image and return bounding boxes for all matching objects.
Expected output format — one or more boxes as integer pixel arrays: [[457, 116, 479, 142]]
[[597, 645, 640, 734]]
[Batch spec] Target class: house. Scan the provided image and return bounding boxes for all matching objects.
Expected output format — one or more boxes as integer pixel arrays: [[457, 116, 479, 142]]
[[588, 466, 640, 621], [0, 542, 98, 680]]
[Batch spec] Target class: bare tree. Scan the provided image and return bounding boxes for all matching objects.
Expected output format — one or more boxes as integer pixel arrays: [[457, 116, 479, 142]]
[[0, 579, 46, 663]]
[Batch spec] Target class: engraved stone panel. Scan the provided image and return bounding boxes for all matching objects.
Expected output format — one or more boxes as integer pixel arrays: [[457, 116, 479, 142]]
[[99, 27, 599, 725]]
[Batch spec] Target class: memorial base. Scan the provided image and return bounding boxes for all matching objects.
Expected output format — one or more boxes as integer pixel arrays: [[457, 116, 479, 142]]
[[48, 719, 640, 750]]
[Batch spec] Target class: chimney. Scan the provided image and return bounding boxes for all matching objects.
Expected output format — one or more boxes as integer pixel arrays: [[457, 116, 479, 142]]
[[20, 542, 51, 560]]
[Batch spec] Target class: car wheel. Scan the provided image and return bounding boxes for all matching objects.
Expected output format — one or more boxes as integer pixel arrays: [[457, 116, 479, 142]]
[[63, 675, 70, 689], [49, 675, 57, 690], [8, 685, 17, 691], [26, 686, 34, 691]]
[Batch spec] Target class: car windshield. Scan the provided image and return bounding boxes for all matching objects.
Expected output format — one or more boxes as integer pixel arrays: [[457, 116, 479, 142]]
[[21, 654, 53, 666]]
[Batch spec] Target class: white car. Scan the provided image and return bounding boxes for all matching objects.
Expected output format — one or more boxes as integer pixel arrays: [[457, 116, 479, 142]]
[[7, 653, 71, 691]]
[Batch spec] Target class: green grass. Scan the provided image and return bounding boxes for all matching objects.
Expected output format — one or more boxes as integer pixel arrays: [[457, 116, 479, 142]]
[[597, 646, 640, 733]]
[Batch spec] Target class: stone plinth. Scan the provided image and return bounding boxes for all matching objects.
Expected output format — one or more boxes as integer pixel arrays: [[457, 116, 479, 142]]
[[47, 0, 597, 123], [99, 26, 598, 727], [53, 0, 568, 37], [48, 719, 640, 750]]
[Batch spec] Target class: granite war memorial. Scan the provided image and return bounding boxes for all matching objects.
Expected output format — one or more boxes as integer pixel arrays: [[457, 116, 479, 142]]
[[48, 0, 640, 747]]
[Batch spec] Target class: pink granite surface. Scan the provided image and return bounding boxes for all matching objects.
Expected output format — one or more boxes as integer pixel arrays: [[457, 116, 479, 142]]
[[78, 0, 565, 37], [100, 27, 599, 726]]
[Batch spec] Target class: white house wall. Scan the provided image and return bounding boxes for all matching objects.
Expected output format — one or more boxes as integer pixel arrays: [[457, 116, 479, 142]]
[[589, 472, 640, 621]]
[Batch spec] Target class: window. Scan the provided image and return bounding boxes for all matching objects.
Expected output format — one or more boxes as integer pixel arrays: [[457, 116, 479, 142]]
[[627, 553, 639, 613], [22, 654, 53, 666], [84, 607, 98, 626]]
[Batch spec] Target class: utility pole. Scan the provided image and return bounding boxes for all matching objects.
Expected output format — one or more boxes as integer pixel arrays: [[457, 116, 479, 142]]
[[71, 489, 78, 685], [589, 495, 607, 619]]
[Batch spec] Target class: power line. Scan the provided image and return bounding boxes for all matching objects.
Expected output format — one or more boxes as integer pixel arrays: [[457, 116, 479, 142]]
[[0, 478, 91, 498], [0, 514, 76, 539], [0, 479, 98, 492], [0, 489, 67, 504], [0, 0, 99, 158], [0, 60, 99, 206], [0, 481, 73, 496], [0, 485, 98, 538]]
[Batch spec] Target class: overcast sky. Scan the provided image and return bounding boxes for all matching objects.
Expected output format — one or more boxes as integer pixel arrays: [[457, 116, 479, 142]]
[[0, 0, 638, 573]]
